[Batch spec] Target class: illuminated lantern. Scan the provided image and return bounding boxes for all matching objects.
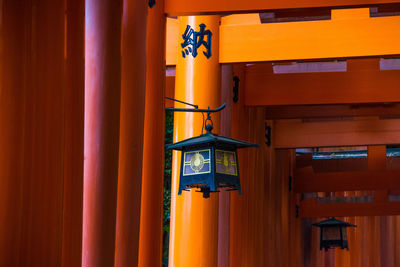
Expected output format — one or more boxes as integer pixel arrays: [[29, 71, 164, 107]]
[[167, 123, 258, 198], [313, 217, 356, 251]]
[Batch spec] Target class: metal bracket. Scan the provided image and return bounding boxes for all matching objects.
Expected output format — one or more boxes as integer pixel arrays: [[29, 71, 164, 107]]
[[165, 97, 225, 113], [166, 103, 226, 113], [165, 97, 226, 134], [149, 0, 156, 8], [265, 125, 271, 146], [233, 76, 240, 103]]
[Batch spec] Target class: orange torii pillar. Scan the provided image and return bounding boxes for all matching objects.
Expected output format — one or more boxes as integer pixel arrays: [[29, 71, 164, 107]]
[[114, 0, 147, 265], [0, 1, 30, 265], [169, 16, 221, 267], [138, 0, 166, 266], [62, 0, 85, 266], [82, 0, 122, 266], [19, 0, 65, 265]]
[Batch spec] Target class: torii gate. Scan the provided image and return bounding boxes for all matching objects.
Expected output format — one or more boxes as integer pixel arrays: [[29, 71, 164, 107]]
[[1, 0, 400, 267], [163, 3, 400, 267]]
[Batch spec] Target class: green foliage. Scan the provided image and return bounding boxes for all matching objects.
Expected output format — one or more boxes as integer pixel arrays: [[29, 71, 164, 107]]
[[162, 112, 174, 267], [164, 112, 174, 189]]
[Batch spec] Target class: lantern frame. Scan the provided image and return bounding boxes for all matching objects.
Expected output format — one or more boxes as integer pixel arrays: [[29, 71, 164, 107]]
[[165, 100, 258, 198], [312, 217, 356, 251], [167, 130, 258, 198]]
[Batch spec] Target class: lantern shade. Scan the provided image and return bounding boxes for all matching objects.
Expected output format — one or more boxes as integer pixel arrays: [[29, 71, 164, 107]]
[[313, 217, 356, 251], [167, 131, 258, 198]]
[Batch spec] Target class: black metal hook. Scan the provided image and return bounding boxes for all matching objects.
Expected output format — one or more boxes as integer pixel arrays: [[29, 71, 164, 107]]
[[165, 97, 226, 134], [265, 125, 271, 146], [165, 97, 226, 113], [233, 76, 239, 103], [165, 96, 198, 109]]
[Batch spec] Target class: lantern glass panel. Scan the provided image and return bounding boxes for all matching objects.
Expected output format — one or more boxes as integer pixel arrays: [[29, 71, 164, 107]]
[[215, 150, 237, 176], [183, 149, 211, 176], [322, 226, 341, 241], [341, 226, 347, 241]]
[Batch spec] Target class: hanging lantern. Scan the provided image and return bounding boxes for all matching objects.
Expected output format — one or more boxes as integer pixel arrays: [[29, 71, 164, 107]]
[[166, 111, 258, 198], [313, 217, 356, 251]]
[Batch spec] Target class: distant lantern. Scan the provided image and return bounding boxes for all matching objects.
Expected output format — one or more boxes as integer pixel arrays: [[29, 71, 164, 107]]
[[313, 217, 356, 251], [166, 123, 258, 198]]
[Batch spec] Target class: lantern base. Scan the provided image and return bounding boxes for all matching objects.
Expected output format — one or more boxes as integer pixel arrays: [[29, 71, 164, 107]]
[[320, 240, 349, 251], [178, 174, 242, 198]]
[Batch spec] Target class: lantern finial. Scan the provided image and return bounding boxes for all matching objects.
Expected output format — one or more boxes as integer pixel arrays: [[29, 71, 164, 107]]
[[204, 109, 214, 133]]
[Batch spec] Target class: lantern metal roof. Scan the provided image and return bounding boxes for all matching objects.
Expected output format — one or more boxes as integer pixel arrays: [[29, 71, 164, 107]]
[[313, 217, 356, 228], [166, 131, 259, 151]]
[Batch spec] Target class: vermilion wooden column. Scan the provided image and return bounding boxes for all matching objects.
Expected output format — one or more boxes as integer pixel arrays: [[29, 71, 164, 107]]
[[21, 0, 65, 265], [82, 0, 122, 266], [230, 64, 255, 266], [114, 0, 147, 265], [62, 0, 85, 266], [1, 1, 66, 265], [138, 0, 165, 266], [366, 146, 384, 267], [380, 216, 395, 267], [169, 15, 221, 267], [218, 64, 233, 267], [0, 1, 30, 265]]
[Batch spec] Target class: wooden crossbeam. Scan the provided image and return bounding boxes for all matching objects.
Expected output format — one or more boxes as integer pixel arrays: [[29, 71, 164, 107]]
[[221, 9, 400, 62], [265, 104, 400, 120], [165, 0, 400, 16], [295, 155, 368, 171], [166, 18, 178, 66], [274, 117, 400, 148], [245, 59, 400, 106], [167, 9, 400, 64], [294, 166, 400, 193], [166, 62, 400, 118], [368, 145, 389, 203], [299, 198, 400, 217]]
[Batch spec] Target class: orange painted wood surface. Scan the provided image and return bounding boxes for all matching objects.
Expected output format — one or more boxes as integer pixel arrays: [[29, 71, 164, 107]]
[[265, 103, 400, 120], [311, 214, 396, 267], [294, 167, 400, 193], [296, 156, 368, 172], [19, 0, 66, 265], [300, 198, 400, 217], [0, 2, 31, 265], [298, 147, 400, 266], [165, 76, 175, 107], [114, 0, 147, 265], [274, 117, 400, 148], [166, 18, 178, 66], [220, 8, 400, 63], [301, 147, 400, 266], [167, 9, 400, 64], [166, 60, 400, 116], [138, 0, 166, 266], [82, 0, 122, 266], [62, 0, 85, 266], [220, 14, 261, 25], [217, 64, 235, 267], [245, 59, 400, 106], [368, 146, 389, 203], [229, 65, 302, 267], [169, 16, 221, 267], [1, 1, 85, 265], [26, 1, 66, 264], [164, 0, 400, 16]]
